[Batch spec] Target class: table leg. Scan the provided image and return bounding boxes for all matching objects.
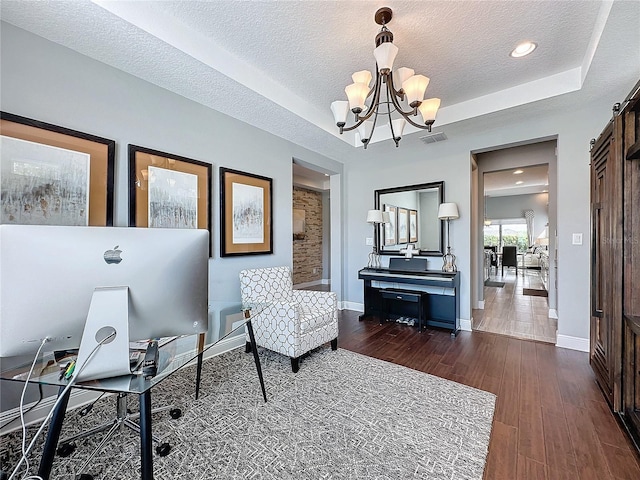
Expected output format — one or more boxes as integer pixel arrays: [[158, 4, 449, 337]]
[[194, 333, 206, 400], [37, 385, 71, 480], [139, 391, 153, 480], [246, 320, 267, 403]]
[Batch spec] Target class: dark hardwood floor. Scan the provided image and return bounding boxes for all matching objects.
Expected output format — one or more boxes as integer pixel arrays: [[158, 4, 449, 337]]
[[338, 310, 640, 480]]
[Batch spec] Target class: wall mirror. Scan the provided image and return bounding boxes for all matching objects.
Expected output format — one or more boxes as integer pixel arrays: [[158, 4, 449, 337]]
[[374, 181, 444, 256]]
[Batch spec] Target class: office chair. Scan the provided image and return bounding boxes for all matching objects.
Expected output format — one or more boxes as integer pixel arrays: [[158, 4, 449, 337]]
[[501, 246, 518, 276]]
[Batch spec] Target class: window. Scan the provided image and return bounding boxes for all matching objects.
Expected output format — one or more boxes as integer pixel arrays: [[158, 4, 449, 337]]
[[483, 220, 528, 252]]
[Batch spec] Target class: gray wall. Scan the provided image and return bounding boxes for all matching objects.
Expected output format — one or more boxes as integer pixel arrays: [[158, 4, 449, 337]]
[[486, 193, 549, 241], [0, 23, 343, 411]]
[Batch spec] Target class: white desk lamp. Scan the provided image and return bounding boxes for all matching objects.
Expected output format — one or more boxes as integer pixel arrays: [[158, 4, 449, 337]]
[[438, 202, 459, 272]]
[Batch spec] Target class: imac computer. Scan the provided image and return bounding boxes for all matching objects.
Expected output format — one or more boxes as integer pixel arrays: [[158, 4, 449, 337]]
[[0, 225, 209, 380]]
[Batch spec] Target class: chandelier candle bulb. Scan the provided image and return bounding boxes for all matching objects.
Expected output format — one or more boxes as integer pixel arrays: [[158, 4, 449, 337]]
[[357, 121, 374, 145], [391, 118, 406, 142], [392, 67, 415, 95], [418, 98, 442, 130]]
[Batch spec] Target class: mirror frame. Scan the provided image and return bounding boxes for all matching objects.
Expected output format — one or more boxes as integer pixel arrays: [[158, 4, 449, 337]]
[[374, 181, 445, 256]]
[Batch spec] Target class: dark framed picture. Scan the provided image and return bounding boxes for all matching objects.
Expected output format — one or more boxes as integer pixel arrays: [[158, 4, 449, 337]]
[[128, 145, 212, 255], [1, 111, 115, 226], [383, 204, 397, 246], [220, 167, 273, 257], [409, 209, 418, 243], [397, 207, 409, 244]]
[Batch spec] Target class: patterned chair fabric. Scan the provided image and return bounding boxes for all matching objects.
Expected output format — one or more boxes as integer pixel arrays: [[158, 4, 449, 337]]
[[239, 266, 338, 372]]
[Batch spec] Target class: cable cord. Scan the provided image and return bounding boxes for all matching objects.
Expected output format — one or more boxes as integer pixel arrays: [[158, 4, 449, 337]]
[[8, 332, 116, 480]]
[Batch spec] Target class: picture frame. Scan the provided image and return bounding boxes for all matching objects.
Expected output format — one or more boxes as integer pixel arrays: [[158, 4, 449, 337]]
[[409, 209, 418, 243], [220, 167, 273, 257], [383, 204, 397, 246], [397, 207, 409, 244], [1, 111, 115, 226], [128, 145, 212, 255]]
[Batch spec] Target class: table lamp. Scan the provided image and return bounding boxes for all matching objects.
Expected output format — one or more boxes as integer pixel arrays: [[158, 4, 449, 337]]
[[438, 202, 459, 272], [366, 209, 388, 268]]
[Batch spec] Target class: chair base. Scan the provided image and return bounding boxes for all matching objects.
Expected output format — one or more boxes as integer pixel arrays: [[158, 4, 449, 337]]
[[246, 337, 339, 373]]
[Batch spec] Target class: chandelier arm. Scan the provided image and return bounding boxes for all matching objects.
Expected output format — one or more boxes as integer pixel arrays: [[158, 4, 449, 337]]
[[387, 82, 421, 120], [386, 73, 405, 102], [385, 83, 399, 146]]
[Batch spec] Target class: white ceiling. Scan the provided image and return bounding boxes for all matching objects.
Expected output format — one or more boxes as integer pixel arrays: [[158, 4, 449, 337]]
[[484, 165, 549, 197], [1, 0, 639, 159]]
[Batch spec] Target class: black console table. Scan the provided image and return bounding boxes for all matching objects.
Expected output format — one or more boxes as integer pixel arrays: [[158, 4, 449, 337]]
[[358, 261, 460, 336]]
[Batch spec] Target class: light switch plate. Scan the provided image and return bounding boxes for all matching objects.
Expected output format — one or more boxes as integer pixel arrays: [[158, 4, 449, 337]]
[[572, 233, 583, 245], [366, 237, 374, 246]]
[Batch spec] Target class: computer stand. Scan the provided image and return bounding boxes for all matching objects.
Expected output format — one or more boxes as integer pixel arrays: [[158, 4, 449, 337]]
[[56, 392, 180, 478]]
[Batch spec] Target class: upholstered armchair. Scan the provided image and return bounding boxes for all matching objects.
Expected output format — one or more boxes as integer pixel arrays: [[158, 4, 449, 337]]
[[239, 266, 338, 373]]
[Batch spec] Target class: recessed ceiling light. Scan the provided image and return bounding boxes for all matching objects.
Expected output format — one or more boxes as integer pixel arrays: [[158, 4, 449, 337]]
[[513, 169, 524, 174], [510, 41, 537, 58], [515, 180, 524, 185]]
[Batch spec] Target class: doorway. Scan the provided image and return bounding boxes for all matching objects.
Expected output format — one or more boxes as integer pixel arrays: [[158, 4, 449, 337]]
[[472, 140, 557, 343]]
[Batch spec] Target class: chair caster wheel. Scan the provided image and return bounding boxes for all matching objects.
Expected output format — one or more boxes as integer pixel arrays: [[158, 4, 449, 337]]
[[57, 442, 76, 457], [77, 474, 93, 480], [169, 408, 182, 419], [156, 442, 171, 456]]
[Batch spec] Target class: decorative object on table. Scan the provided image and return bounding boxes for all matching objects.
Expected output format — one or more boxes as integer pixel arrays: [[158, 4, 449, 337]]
[[220, 167, 273, 257], [382, 204, 397, 245], [239, 266, 338, 373], [129, 145, 212, 254], [399, 244, 420, 258], [329, 7, 441, 149], [1, 111, 115, 226], [397, 207, 409, 243], [292, 208, 305, 240], [366, 209, 389, 268], [438, 202, 459, 272], [409, 209, 418, 242]]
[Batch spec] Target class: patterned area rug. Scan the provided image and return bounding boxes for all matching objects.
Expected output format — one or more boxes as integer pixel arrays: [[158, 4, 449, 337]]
[[1, 348, 496, 479], [484, 280, 505, 287]]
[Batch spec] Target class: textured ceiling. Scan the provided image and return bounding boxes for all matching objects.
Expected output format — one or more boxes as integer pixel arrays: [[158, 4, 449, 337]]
[[1, 0, 639, 161]]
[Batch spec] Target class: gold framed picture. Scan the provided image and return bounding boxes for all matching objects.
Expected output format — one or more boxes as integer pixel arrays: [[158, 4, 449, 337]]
[[1, 112, 115, 226], [128, 144, 212, 255], [220, 167, 272, 257]]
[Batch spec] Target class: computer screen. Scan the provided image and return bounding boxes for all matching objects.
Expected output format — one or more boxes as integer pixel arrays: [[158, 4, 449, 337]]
[[0, 225, 209, 360]]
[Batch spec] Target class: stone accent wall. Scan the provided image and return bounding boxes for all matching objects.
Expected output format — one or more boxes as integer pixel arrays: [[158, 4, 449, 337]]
[[293, 186, 323, 285]]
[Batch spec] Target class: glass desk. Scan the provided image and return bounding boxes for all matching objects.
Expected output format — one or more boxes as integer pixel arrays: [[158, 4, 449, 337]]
[[0, 301, 267, 480]]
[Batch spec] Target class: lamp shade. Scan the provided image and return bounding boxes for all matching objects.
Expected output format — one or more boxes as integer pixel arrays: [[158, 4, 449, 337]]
[[402, 74, 430, 106], [391, 118, 406, 139], [367, 209, 384, 223], [373, 42, 398, 73], [357, 120, 374, 142], [418, 98, 441, 123], [438, 203, 459, 220], [351, 70, 373, 87], [392, 67, 414, 91], [345, 82, 369, 112], [330, 100, 349, 125]]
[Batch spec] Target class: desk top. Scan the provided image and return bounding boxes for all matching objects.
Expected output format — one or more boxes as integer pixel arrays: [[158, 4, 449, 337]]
[[0, 301, 256, 394]]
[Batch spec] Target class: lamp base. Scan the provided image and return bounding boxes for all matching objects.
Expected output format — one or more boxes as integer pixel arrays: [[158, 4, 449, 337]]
[[442, 249, 457, 272], [367, 249, 381, 269]]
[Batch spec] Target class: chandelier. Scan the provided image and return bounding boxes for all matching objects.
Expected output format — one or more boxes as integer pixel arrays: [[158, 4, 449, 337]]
[[330, 7, 441, 149]]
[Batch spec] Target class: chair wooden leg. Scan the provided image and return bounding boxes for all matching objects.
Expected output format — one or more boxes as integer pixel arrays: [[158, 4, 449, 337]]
[[245, 341, 252, 353], [290, 357, 300, 373], [331, 338, 338, 351]]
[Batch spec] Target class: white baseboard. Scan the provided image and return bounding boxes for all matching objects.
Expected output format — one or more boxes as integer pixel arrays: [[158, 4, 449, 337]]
[[477, 301, 485, 309], [0, 336, 245, 437], [549, 309, 558, 319], [556, 334, 589, 352], [341, 301, 363, 312], [460, 319, 472, 332], [293, 279, 330, 289]]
